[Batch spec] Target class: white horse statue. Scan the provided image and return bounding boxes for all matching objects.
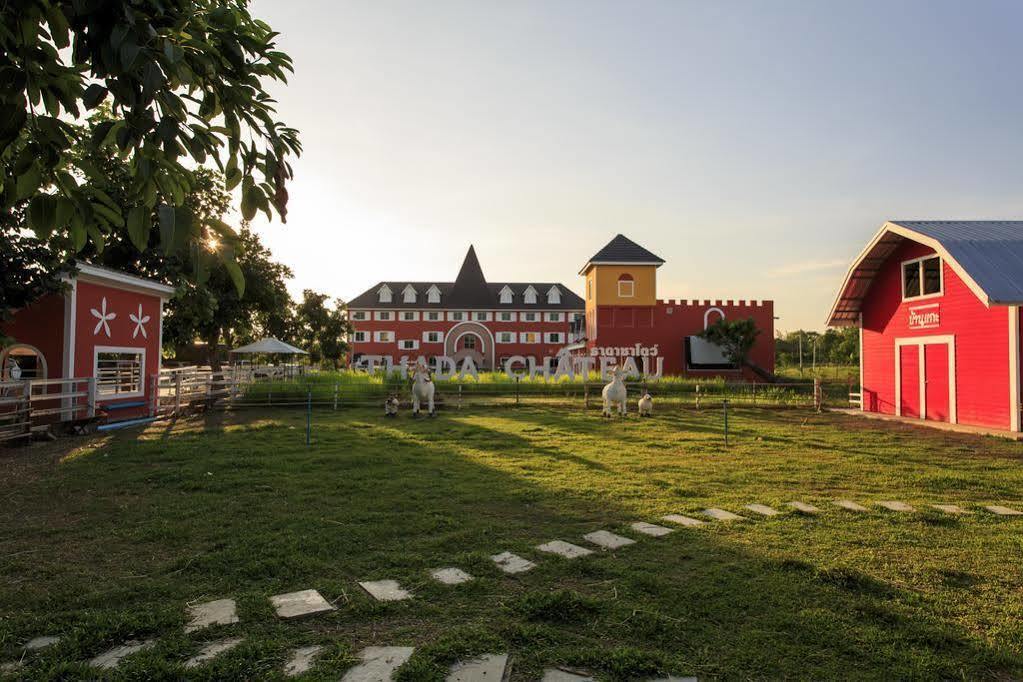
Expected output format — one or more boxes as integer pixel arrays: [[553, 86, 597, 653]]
[[602, 366, 627, 418], [410, 363, 435, 417]]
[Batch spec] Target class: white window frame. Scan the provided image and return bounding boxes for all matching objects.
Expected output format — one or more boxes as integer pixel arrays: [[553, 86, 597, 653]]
[[545, 332, 563, 344], [520, 331, 541, 344], [522, 312, 538, 322], [545, 312, 562, 322], [448, 311, 466, 321], [473, 311, 491, 322], [426, 311, 441, 321], [353, 331, 368, 343], [402, 285, 417, 303], [618, 278, 635, 297], [422, 331, 443, 343], [547, 286, 561, 305], [497, 331, 515, 344], [901, 254, 944, 301], [498, 311, 516, 322], [378, 285, 393, 303], [374, 311, 393, 321], [523, 286, 537, 305], [94, 346, 146, 400], [373, 330, 395, 343], [400, 310, 420, 322], [398, 339, 419, 351], [499, 286, 514, 304], [426, 285, 441, 304], [351, 310, 368, 321]]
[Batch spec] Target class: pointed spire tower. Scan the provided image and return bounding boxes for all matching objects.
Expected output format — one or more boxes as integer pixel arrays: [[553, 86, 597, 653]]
[[449, 245, 495, 307]]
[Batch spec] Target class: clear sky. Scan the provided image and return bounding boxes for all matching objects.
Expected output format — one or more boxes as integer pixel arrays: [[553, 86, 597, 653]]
[[248, 0, 1023, 331]]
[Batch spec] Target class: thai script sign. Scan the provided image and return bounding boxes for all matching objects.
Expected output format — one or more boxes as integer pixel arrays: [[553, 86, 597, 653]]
[[590, 344, 659, 357], [908, 303, 940, 330]]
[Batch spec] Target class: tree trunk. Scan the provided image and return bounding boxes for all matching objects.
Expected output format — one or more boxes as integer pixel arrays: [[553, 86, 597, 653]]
[[205, 328, 222, 372]]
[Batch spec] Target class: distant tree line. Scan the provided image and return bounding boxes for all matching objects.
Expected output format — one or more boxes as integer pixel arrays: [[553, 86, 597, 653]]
[[775, 327, 858, 368]]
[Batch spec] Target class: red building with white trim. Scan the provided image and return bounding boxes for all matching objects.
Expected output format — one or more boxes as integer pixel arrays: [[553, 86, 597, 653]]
[[829, 220, 1023, 432]]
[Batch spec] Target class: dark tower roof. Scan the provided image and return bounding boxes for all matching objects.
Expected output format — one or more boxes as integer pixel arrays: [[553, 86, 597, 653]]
[[580, 234, 665, 273], [448, 245, 495, 307]]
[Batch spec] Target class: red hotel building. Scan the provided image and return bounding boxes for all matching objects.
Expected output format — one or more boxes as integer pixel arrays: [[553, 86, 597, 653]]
[[348, 246, 584, 371]]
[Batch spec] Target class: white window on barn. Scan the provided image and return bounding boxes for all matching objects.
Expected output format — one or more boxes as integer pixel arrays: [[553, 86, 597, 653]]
[[426, 311, 441, 321], [499, 311, 515, 322], [902, 255, 942, 300], [499, 285, 514, 304], [351, 310, 367, 321], [545, 312, 562, 322], [523, 312, 537, 322], [546, 332, 562, 344], [520, 331, 540, 344], [353, 331, 368, 343], [449, 311, 465, 321], [427, 285, 441, 304], [95, 347, 145, 399], [422, 331, 443, 343], [617, 273, 635, 297], [401, 311, 419, 321], [402, 285, 417, 303], [373, 330, 395, 343], [474, 311, 490, 321], [399, 339, 419, 350], [378, 284, 393, 303], [523, 285, 537, 305], [546, 286, 561, 305]]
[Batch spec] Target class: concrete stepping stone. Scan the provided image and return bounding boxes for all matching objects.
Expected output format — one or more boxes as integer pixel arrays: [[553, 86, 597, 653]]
[[25, 635, 61, 650], [787, 501, 820, 514], [834, 500, 868, 512], [543, 669, 594, 681], [538, 540, 594, 559], [661, 514, 706, 527], [984, 505, 1023, 516], [271, 589, 335, 619], [876, 501, 915, 512], [702, 508, 745, 521], [184, 637, 244, 669], [342, 645, 415, 682], [284, 645, 324, 677], [932, 504, 972, 514], [744, 504, 780, 517], [1, 662, 23, 674], [185, 598, 238, 632], [432, 567, 474, 585], [583, 530, 636, 549], [631, 521, 674, 537], [89, 639, 156, 669], [359, 580, 412, 602], [447, 653, 509, 681], [491, 551, 536, 574]]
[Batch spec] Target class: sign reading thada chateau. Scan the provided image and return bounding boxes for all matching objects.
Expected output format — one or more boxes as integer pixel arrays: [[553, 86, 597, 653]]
[[348, 235, 775, 380]]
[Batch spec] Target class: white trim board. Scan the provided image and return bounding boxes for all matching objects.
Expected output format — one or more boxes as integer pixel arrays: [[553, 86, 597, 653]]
[[894, 335, 957, 424]]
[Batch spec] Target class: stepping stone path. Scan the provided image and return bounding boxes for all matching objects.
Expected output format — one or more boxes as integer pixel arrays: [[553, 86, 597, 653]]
[[284, 645, 324, 677], [342, 645, 414, 682], [184, 637, 244, 669], [631, 521, 674, 537], [543, 669, 594, 681], [25, 636, 60, 650], [432, 567, 474, 585], [90, 639, 155, 669], [271, 589, 335, 619], [985, 505, 1023, 516], [787, 502, 820, 514], [932, 504, 972, 514], [834, 500, 869, 512], [745, 504, 780, 517], [702, 508, 745, 521], [876, 501, 915, 512], [538, 540, 594, 559], [447, 653, 509, 681], [583, 530, 636, 549], [661, 514, 705, 527], [185, 598, 238, 632], [491, 551, 536, 574], [359, 579, 412, 602]]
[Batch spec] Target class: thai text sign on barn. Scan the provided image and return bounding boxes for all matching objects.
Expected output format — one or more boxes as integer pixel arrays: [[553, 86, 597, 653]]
[[908, 303, 940, 330]]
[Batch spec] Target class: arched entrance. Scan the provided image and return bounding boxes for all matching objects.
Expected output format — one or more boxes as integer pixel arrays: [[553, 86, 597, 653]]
[[0, 343, 48, 380], [444, 322, 495, 370]]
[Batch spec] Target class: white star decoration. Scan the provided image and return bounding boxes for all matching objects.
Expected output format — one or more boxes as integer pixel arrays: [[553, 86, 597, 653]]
[[90, 297, 116, 337], [130, 303, 150, 339]]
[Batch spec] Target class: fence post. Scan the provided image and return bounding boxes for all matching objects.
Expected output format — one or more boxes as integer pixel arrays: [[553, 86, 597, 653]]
[[723, 399, 729, 446], [752, 381, 756, 406], [695, 384, 701, 410], [87, 377, 97, 418], [458, 384, 462, 410], [333, 382, 339, 410], [174, 374, 182, 414], [306, 389, 311, 446], [22, 381, 32, 437], [516, 377, 520, 406], [814, 378, 822, 413], [584, 381, 589, 409]]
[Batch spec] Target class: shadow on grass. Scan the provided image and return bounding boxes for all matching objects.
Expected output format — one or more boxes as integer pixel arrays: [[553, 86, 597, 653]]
[[0, 407, 1019, 680]]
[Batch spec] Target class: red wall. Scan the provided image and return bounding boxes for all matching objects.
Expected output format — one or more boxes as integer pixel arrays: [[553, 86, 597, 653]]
[[589, 299, 776, 379], [861, 239, 1012, 430], [0, 293, 67, 379]]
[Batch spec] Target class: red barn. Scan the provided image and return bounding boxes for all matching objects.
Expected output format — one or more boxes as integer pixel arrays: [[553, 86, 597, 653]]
[[1, 263, 174, 424], [829, 220, 1023, 432]]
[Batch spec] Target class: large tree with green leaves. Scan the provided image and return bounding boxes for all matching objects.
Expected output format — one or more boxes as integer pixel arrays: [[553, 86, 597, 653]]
[[699, 317, 762, 369], [0, 0, 300, 273], [295, 290, 354, 369]]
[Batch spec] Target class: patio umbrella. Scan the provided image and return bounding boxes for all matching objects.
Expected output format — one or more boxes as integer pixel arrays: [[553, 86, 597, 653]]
[[230, 337, 308, 355]]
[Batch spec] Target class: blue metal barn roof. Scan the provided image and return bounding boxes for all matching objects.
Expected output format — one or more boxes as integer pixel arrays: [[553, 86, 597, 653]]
[[828, 220, 1023, 326]]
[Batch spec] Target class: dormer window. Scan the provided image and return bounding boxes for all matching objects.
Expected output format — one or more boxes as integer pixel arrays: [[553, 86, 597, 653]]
[[523, 285, 537, 305], [546, 285, 561, 305], [617, 273, 634, 297], [378, 284, 393, 303], [902, 255, 942, 300], [499, 285, 514, 304], [402, 285, 417, 303], [427, 285, 441, 304]]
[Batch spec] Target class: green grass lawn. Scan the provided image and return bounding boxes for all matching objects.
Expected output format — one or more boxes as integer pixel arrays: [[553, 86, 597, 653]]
[[2, 406, 1022, 680]]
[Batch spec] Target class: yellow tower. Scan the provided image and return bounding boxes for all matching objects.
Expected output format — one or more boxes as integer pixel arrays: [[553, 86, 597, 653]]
[[579, 235, 665, 339]]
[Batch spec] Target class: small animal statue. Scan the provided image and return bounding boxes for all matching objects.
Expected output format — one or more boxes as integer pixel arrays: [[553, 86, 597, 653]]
[[410, 363, 436, 417], [384, 395, 399, 417], [601, 366, 628, 418], [638, 392, 653, 417]]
